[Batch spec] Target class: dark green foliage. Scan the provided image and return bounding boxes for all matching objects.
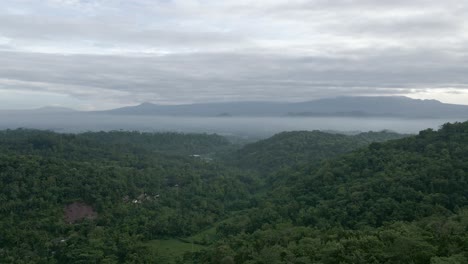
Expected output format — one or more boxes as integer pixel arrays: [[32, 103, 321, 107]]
[[0, 129, 258, 263], [231, 130, 406, 173], [0, 129, 232, 158], [1, 123, 467, 263], [196, 122, 468, 263], [194, 212, 468, 264]]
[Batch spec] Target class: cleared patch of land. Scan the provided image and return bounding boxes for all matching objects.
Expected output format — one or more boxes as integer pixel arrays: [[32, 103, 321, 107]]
[[145, 239, 206, 263]]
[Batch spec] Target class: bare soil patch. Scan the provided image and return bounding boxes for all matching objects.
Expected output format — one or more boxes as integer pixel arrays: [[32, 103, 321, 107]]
[[64, 202, 97, 224]]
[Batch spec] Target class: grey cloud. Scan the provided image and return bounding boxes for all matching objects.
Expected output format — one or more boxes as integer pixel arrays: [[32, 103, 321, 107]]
[[260, 0, 466, 40], [1, 0, 466, 56], [340, 16, 462, 37], [0, 14, 245, 49], [1, 50, 467, 106], [267, 0, 461, 12], [1, 0, 468, 107]]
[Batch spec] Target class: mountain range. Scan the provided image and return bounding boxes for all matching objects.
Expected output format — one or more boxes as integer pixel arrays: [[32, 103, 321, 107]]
[[2, 96, 468, 118], [98, 96, 468, 118]]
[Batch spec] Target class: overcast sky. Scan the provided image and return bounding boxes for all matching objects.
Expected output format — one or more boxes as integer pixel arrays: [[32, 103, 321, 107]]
[[1, 0, 467, 110]]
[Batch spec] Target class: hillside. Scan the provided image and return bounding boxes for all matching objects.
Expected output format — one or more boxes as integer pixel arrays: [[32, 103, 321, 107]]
[[195, 121, 468, 263], [0, 130, 257, 263], [0, 129, 233, 158], [0, 124, 467, 263], [232, 130, 406, 173]]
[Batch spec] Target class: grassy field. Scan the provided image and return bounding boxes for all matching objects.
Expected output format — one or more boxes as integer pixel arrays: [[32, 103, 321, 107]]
[[145, 215, 242, 262], [146, 239, 206, 263], [186, 226, 217, 245]]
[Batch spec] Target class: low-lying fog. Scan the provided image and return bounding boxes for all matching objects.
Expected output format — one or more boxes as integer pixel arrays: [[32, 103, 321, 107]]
[[0, 112, 464, 138]]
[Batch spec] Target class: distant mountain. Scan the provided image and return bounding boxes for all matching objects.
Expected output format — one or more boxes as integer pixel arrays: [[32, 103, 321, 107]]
[[99, 101, 288, 116], [99, 96, 468, 118], [34, 106, 77, 113], [3, 96, 468, 119], [287, 96, 468, 118], [0, 106, 77, 114]]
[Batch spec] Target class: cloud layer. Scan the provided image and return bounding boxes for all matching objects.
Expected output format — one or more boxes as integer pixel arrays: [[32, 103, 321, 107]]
[[1, 0, 467, 109]]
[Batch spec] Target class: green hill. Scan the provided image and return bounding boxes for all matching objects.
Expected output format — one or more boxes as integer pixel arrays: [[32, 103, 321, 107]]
[[195, 122, 468, 263], [0, 124, 467, 263], [232, 130, 406, 173], [0, 130, 257, 263]]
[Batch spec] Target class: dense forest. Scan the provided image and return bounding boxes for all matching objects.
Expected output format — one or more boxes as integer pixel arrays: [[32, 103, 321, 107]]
[[0, 123, 467, 263], [230, 130, 406, 173]]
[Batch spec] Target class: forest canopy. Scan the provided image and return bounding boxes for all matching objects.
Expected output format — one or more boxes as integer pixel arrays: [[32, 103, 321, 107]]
[[0, 123, 467, 263]]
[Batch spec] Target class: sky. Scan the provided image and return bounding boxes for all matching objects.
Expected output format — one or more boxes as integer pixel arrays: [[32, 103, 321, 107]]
[[1, 0, 468, 110]]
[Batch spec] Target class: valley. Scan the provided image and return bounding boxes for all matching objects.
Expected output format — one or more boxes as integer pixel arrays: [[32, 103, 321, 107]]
[[0, 122, 467, 263]]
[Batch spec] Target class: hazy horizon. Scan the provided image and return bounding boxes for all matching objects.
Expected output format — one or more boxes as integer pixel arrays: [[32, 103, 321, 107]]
[[2, 95, 468, 112], [0, 111, 463, 137]]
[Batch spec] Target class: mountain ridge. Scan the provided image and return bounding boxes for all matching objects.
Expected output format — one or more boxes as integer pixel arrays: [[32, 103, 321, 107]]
[[2, 96, 468, 119], [98, 96, 468, 118]]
